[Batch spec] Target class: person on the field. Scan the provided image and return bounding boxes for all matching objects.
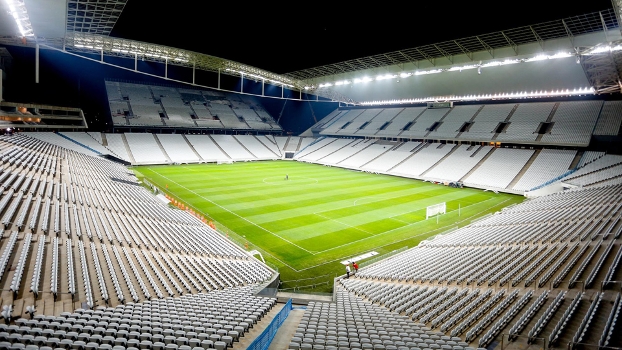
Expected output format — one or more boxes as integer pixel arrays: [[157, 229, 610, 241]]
[[345, 264, 351, 278], [285, 174, 288, 180]]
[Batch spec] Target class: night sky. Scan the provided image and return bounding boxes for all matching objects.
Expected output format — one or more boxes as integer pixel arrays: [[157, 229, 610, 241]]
[[111, 1, 615, 74], [2, 1, 618, 131]]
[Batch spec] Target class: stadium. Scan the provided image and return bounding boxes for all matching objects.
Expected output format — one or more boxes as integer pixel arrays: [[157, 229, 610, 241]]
[[0, 1, 621, 349]]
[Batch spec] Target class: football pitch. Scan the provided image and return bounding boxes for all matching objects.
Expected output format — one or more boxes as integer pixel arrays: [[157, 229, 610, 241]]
[[135, 161, 524, 292]]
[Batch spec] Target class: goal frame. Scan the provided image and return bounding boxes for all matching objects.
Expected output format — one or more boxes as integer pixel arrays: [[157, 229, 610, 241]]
[[426, 202, 446, 220]]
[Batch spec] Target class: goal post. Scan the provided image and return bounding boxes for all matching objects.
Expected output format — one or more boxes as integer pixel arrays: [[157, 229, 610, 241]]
[[426, 202, 446, 220]]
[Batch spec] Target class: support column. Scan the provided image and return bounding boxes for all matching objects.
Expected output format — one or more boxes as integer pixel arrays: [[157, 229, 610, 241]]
[[192, 62, 196, 85], [218, 69, 221, 90], [134, 53, 137, 71], [35, 43, 39, 83], [165, 58, 168, 79]]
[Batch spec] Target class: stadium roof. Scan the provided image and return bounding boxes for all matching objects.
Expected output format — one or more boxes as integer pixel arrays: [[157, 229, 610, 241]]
[[0, 0, 621, 103], [285, 9, 620, 81]]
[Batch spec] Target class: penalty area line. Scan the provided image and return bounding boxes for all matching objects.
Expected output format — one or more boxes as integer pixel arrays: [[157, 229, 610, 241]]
[[295, 197, 513, 272], [312, 196, 501, 255], [145, 168, 316, 258]]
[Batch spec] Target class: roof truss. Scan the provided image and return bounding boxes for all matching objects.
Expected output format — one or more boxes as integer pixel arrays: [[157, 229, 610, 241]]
[[66, 0, 128, 36], [285, 9, 619, 81]]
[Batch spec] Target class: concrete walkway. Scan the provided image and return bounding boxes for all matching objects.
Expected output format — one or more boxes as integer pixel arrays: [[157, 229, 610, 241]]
[[236, 303, 285, 349], [268, 307, 306, 350]]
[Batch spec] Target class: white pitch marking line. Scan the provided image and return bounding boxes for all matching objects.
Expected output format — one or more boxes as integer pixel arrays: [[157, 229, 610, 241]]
[[261, 176, 319, 186], [146, 168, 315, 256], [313, 212, 373, 236], [295, 197, 512, 272], [313, 196, 501, 255]]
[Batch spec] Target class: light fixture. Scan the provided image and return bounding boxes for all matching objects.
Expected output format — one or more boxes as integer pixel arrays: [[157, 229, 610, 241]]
[[318, 50, 586, 89], [359, 86, 595, 106], [4, 0, 34, 37]]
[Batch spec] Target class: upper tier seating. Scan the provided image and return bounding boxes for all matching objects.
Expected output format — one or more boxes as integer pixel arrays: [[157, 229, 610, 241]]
[[540, 101, 602, 145], [311, 99, 612, 146], [106, 81, 280, 130], [592, 100, 622, 136]]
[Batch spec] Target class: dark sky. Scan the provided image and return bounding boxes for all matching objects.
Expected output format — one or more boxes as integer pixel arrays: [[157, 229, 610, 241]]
[[111, 1, 613, 74]]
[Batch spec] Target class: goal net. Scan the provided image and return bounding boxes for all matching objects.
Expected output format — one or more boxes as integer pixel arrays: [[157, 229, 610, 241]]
[[426, 202, 446, 220], [216, 160, 234, 165]]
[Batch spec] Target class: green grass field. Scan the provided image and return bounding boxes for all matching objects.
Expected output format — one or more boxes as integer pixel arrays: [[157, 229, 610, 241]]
[[134, 161, 524, 292]]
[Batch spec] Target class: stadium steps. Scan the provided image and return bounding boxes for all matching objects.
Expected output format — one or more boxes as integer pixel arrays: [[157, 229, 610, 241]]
[[374, 108, 406, 136], [552, 294, 593, 347], [424, 107, 454, 138], [569, 151, 584, 170], [469, 145, 486, 157], [232, 135, 259, 158], [153, 135, 173, 163], [491, 104, 519, 141], [506, 149, 541, 189], [254, 135, 281, 158], [297, 138, 343, 160], [120, 134, 136, 163], [585, 242, 619, 288], [208, 135, 233, 159], [504, 104, 520, 122], [295, 137, 305, 151], [315, 138, 362, 162], [580, 293, 615, 346], [512, 295, 556, 343], [471, 295, 525, 347], [283, 137, 291, 152], [264, 306, 305, 350], [533, 103, 561, 142], [358, 145, 393, 168], [566, 241, 604, 288], [238, 303, 287, 350], [455, 105, 486, 139], [386, 142, 430, 172], [182, 134, 204, 162], [546, 103, 561, 123], [606, 307, 622, 347], [534, 292, 571, 345], [335, 140, 375, 165], [459, 146, 496, 182], [420, 144, 459, 177], [392, 141, 414, 151]]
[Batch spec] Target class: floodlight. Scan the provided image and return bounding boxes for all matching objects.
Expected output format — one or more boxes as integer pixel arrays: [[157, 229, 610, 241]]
[[4, 0, 34, 37], [548, 52, 572, 59], [526, 55, 548, 62]]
